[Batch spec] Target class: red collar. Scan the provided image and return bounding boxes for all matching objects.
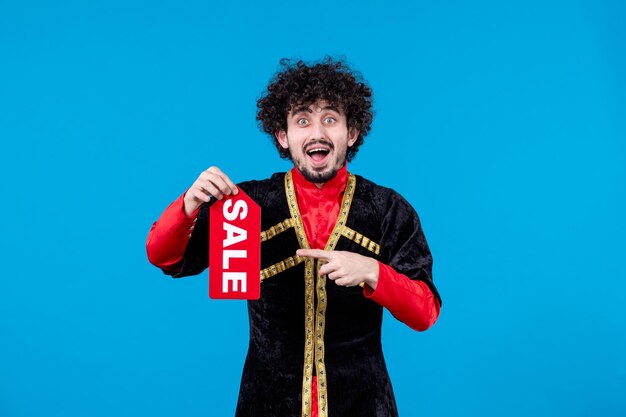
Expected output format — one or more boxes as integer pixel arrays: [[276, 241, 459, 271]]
[[290, 165, 348, 193]]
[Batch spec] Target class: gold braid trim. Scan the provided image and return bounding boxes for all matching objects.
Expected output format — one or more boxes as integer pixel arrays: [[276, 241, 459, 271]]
[[340, 226, 381, 255], [284, 172, 314, 417], [314, 261, 328, 415], [315, 173, 356, 417], [260, 255, 305, 282], [286, 171, 357, 417], [261, 218, 295, 242]]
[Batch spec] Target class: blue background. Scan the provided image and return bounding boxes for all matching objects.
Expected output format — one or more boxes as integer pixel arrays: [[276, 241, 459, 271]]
[[1, 1, 625, 416]]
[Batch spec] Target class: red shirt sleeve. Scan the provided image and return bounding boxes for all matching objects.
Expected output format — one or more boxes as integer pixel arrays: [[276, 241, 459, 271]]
[[363, 261, 440, 331], [146, 191, 200, 271]]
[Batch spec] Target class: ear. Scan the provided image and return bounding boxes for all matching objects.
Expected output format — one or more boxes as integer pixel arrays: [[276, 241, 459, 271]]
[[347, 127, 359, 147], [275, 130, 289, 149]]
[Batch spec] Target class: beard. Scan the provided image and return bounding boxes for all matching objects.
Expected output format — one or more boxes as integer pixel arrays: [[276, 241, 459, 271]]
[[289, 139, 347, 184], [296, 163, 341, 183]]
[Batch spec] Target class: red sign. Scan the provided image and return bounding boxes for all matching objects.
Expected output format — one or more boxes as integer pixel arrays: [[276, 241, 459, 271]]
[[208, 189, 261, 300]]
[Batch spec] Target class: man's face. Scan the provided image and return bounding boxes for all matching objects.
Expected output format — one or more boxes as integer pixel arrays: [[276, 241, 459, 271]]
[[275, 100, 359, 184]]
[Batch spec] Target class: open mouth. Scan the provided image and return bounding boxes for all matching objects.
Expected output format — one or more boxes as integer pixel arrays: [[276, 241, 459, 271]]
[[306, 147, 331, 163], [305, 143, 332, 165]]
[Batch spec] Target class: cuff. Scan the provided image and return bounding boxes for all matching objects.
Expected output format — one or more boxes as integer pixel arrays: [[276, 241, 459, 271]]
[[362, 261, 395, 302], [362, 261, 440, 331], [146, 191, 200, 269]]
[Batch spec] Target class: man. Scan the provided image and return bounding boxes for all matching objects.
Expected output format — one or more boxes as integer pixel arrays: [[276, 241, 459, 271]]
[[147, 57, 442, 417]]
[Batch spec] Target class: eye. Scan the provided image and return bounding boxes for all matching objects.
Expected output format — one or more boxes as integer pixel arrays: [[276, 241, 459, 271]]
[[324, 117, 336, 124], [297, 118, 309, 126]]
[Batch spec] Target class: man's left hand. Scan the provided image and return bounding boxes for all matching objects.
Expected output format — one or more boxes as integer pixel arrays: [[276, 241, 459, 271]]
[[296, 249, 379, 290]]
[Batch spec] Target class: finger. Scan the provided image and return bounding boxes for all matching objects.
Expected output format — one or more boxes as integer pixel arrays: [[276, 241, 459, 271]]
[[190, 188, 212, 203], [334, 278, 354, 287], [326, 270, 343, 280], [206, 166, 239, 195], [319, 262, 339, 276], [200, 173, 233, 197], [296, 249, 333, 260], [198, 182, 225, 200]]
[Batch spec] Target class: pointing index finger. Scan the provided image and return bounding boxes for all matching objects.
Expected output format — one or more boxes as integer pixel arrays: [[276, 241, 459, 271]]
[[296, 249, 333, 260]]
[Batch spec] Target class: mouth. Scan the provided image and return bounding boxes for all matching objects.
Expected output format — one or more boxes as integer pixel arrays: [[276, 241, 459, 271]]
[[305, 144, 332, 166], [306, 145, 331, 165]]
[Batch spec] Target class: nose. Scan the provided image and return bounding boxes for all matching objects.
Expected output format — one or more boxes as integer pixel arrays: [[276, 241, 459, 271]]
[[310, 120, 327, 140]]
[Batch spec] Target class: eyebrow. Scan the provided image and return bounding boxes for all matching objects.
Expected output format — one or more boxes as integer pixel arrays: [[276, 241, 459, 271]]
[[291, 104, 341, 116]]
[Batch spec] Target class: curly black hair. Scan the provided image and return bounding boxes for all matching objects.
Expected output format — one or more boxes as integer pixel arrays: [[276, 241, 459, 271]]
[[256, 57, 374, 162]]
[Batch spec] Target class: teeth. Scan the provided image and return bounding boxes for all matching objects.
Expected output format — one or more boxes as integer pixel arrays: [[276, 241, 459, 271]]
[[307, 148, 330, 155]]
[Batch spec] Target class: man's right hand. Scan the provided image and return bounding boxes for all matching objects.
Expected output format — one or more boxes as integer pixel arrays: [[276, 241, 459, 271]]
[[183, 166, 238, 217]]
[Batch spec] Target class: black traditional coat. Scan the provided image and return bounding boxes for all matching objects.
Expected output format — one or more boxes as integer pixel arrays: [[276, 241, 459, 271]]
[[164, 171, 441, 417]]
